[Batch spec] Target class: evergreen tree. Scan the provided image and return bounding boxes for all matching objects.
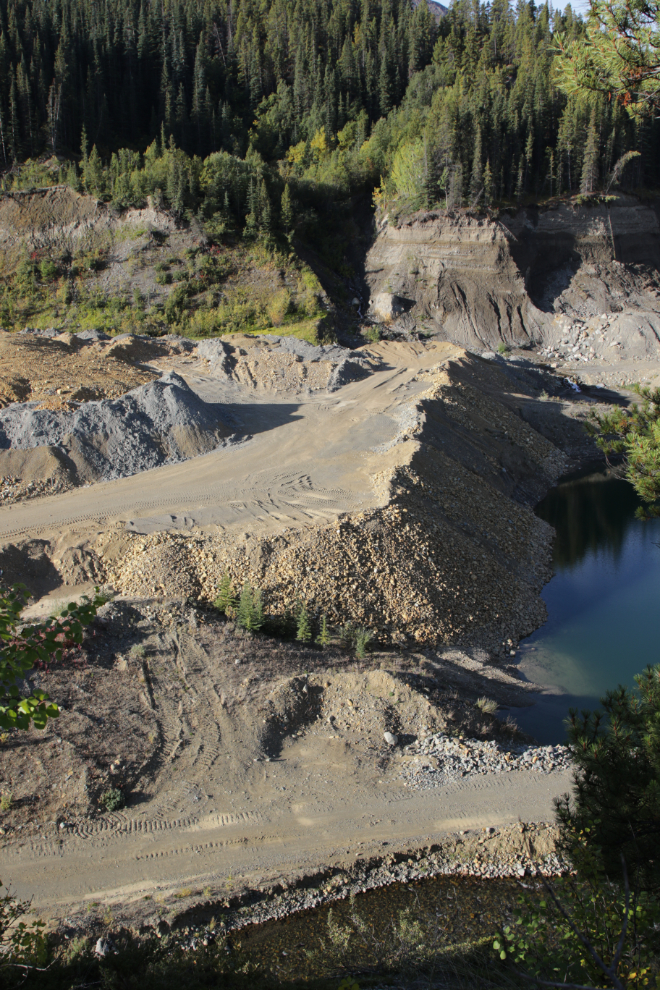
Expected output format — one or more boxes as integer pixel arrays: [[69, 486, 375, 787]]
[[316, 614, 330, 647], [581, 111, 599, 194], [469, 125, 483, 203], [214, 574, 237, 615], [483, 158, 493, 206], [237, 582, 263, 632], [556, 663, 660, 894], [296, 604, 311, 643], [281, 182, 294, 233], [0, 0, 653, 233]]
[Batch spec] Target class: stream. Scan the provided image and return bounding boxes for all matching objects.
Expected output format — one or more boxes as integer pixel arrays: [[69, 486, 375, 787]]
[[510, 464, 660, 744]]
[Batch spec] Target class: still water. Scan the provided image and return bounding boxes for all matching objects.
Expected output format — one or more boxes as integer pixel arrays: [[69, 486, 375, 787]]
[[511, 465, 660, 745]]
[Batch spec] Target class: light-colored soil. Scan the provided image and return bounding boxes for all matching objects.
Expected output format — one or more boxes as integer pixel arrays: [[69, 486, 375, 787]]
[[0, 340, 583, 651], [0, 596, 570, 923], [0, 329, 157, 409], [0, 337, 609, 927]]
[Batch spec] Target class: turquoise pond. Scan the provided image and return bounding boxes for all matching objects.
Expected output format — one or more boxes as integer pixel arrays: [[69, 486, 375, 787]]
[[509, 466, 660, 744]]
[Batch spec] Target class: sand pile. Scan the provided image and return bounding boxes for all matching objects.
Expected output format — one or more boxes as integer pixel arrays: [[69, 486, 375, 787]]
[[103, 353, 567, 653], [0, 329, 158, 410], [195, 333, 373, 392], [0, 371, 235, 482]]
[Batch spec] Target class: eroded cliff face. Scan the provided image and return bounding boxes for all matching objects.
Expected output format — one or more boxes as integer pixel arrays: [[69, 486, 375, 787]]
[[364, 197, 660, 355]]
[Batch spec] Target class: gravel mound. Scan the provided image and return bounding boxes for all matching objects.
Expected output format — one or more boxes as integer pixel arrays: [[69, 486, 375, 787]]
[[400, 732, 571, 789], [263, 334, 351, 363], [17, 326, 61, 338], [195, 335, 371, 392], [0, 371, 235, 481], [327, 355, 372, 391], [76, 328, 111, 342]]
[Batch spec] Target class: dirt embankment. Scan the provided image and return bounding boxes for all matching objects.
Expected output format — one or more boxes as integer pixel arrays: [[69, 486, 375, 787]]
[[97, 346, 571, 654], [0, 338, 588, 925], [365, 197, 660, 361], [0, 338, 597, 652], [0, 593, 571, 927]]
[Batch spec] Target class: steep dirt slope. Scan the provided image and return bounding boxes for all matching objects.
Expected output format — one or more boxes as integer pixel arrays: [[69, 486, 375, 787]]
[[365, 197, 660, 361], [0, 340, 585, 653]]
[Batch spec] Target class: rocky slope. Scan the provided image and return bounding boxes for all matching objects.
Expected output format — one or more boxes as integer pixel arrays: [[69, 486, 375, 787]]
[[100, 344, 570, 654], [365, 196, 660, 359]]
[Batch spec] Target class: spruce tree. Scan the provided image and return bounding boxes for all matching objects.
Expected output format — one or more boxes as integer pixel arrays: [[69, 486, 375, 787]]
[[316, 614, 330, 647], [469, 126, 483, 203], [252, 587, 264, 631], [580, 111, 599, 195], [296, 604, 311, 643], [281, 183, 294, 233], [483, 159, 493, 206], [214, 574, 236, 615], [237, 582, 255, 630]]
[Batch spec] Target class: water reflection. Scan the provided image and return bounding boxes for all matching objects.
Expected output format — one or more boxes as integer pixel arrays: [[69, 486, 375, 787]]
[[535, 465, 641, 567], [510, 464, 660, 744]]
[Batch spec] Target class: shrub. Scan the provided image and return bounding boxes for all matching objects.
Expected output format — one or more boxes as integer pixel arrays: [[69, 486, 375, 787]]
[[39, 259, 58, 283], [0, 879, 47, 972], [556, 663, 660, 893], [475, 696, 498, 714], [0, 584, 103, 731], [14, 259, 37, 294], [0, 792, 12, 812], [99, 787, 125, 812], [497, 342, 510, 354], [494, 846, 660, 989], [56, 281, 72, 305], [267, 288, 291, 326]]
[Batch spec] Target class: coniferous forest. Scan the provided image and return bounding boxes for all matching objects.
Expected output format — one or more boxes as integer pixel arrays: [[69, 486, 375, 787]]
[[0, 0, 658, 234]]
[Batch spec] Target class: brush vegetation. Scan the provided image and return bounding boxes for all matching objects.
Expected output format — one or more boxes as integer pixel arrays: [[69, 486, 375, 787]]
[[0, 0, 657, 343]]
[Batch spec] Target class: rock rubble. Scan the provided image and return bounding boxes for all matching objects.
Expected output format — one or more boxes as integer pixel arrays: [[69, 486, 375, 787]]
[[400, 732, 571, 789]]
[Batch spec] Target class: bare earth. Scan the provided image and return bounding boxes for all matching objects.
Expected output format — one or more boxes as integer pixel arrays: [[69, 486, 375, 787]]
[[0, 335, 629, 925], [0, 603, 572, 922]]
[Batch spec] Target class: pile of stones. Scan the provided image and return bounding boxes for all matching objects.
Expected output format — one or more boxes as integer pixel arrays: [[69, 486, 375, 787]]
[[400, 732, 572, 789]]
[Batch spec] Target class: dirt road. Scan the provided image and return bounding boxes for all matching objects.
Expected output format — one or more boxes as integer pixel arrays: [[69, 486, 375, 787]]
[[0, 342, 446, 546], [0, 765, 571, 917]]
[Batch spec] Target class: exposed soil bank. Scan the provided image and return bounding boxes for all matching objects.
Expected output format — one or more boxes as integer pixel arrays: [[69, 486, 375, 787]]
[[365, 197, 660, 360], [98, 345, 587, 654]]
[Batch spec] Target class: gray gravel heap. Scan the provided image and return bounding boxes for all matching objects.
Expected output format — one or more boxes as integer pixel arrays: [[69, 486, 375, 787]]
[[0, 371, 234, 481], [400, 732, 571, 790], [18, 326, 61, 338], [264, 334, 351, 363], [76, 329, 112, 342], [326, 355, 372, 391]]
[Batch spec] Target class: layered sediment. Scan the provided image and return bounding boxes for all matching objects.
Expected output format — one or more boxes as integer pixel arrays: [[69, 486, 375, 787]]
[[365, 196, 660, 354]]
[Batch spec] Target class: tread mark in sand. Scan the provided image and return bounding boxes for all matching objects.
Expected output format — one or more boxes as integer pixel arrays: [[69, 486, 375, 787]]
[[49, 811, 265, 844], [0, 483, 361, 539]]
